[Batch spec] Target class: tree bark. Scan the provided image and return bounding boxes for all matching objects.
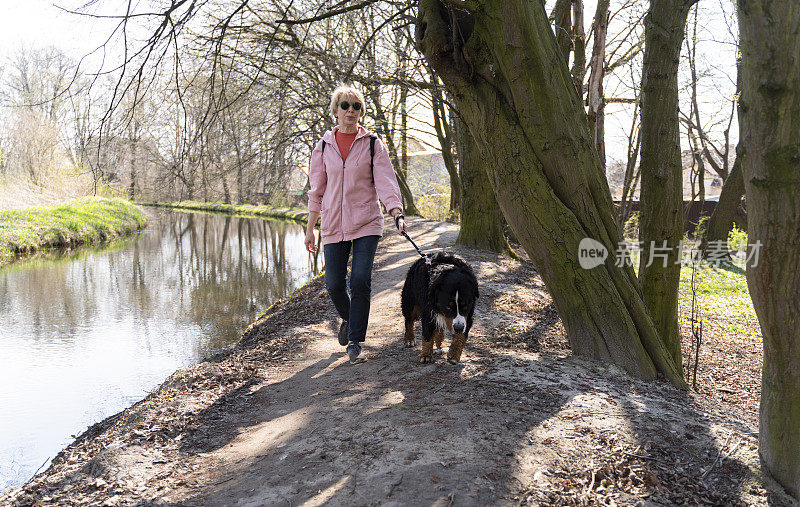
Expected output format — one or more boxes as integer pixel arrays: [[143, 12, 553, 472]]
[[587, 0, 609, 169], [550, 0, 572, 64], [417, 0, 685, 387], [738, 0, 800, 497], [570, 0, 586, 95], [637, 0, 694, 369], [454, 116, 513, 255]]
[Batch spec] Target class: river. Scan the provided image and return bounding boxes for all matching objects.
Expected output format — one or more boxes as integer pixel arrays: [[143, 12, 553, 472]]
[[0, 209, 323, 491]]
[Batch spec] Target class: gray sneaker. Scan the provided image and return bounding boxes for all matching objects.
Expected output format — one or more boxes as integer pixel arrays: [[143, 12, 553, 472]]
[[338, 320, 349, 346], [346, 341, 365, 364]]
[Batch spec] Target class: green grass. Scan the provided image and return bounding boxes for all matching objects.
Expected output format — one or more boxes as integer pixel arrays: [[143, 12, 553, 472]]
[[0, 196, 147, 267], [140, 200, 310, 224], [627, 248, 759, 343], [678, 259, 761, 342]]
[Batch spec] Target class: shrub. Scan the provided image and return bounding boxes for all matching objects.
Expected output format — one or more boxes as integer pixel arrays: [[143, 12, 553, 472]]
[[416, 184, 456, 222], [728, 224, 748, 254], [623, 211, 639, 242]]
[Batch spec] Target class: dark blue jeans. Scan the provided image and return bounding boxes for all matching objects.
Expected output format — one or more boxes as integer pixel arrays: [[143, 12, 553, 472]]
[[323, 235, 380, 343]]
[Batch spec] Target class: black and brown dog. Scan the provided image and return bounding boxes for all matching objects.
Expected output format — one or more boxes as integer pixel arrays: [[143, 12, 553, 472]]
[[401, 251, 479, 364]]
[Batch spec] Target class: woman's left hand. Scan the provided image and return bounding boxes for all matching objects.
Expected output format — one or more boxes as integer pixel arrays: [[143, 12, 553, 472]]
[[395, 216, 407, 235]]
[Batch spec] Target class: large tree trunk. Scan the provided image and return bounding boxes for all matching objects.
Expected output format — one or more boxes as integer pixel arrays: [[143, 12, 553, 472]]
[[738, 0, 800, 497], [637, 0, 694, 369], [417, 0, 685, 387], [454, 116, 513, 255]]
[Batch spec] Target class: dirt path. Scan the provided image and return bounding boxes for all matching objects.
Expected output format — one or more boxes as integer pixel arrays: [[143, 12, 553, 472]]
[[2, 217, 791, 506]]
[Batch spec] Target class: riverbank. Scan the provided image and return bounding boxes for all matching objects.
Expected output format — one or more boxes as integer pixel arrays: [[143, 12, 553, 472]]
[[1, 216, 789, 505], [0, 196, 147, 268], [140, 200, 309, 224]]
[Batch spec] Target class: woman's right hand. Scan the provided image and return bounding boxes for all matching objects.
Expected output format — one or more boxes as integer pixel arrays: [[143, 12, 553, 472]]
[[305, 228, 318, 253]]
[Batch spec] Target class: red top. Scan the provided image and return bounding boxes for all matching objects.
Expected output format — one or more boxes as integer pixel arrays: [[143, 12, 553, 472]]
[[335, 130, 358, 161]]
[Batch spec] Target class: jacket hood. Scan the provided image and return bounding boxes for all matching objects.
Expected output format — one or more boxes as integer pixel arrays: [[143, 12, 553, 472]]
[[321, 125, 374, 144]]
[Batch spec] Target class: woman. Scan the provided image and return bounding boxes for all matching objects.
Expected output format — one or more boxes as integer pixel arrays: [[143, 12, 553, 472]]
[[304, 85, 408, 364]]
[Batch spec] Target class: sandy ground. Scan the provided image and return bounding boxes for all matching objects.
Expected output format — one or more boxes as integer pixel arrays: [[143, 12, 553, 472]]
[[2, 217, 794, 506]]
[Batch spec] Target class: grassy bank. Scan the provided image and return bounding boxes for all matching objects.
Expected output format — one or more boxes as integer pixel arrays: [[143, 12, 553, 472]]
[[141, 201, 310, 224], [0, 196, 147, 267]]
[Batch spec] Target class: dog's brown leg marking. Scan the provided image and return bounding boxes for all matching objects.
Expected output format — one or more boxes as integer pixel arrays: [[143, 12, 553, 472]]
[[434, 327, 444, 349], [404, 321, 416, 347], [447, 333, 466, 364], [404, 306, 420, 347], [419, 332, 438, 363]]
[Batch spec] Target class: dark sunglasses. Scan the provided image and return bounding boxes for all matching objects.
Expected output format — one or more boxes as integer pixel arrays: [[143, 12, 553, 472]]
[[339, 100, 362, 111]]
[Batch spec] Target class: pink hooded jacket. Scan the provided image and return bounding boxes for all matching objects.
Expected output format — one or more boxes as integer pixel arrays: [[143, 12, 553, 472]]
[[307, 125, 404, 245]]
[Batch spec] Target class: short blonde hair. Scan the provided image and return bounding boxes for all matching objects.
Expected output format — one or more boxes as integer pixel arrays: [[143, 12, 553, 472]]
[[329, 85, 366, 118]]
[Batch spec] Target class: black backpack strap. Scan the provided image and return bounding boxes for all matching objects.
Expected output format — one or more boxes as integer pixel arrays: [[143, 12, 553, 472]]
[[370, 135, 376, 168], [370, 135, 377, 183]]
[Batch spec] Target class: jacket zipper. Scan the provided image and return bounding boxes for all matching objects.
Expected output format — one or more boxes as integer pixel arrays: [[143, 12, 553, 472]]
[[340, 159, 345, 242], [330, 130, 364, 243]]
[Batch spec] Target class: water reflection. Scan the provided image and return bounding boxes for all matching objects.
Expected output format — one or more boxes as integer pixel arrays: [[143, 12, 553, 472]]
[[0, 209, 322, 491]]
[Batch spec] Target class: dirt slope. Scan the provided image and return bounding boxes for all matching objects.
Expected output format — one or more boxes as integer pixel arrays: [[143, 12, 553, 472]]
[[2, 217, 791, 506]]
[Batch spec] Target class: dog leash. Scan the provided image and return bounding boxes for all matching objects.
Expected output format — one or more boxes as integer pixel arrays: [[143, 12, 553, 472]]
[[402, 231, 432, 265]]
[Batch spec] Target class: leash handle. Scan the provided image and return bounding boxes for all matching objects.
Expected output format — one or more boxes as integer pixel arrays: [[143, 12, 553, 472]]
[[402, 231, 431, 264]]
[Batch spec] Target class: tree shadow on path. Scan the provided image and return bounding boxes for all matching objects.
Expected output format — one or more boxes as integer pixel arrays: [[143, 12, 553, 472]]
[[175, 218, 777, 505]]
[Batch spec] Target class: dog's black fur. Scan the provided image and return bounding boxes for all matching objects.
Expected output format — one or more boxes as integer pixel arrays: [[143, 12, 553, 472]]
[[401, 251, 479, 363]]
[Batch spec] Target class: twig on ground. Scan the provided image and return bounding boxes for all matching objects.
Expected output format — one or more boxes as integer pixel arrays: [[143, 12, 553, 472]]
[[701, 433, 735, 479], [585, 469, 596, 495], [22, 457, 51, 486], [431, 384, 448, 395], [622, 452, 679, 467], [212, 475, 236, 486]]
